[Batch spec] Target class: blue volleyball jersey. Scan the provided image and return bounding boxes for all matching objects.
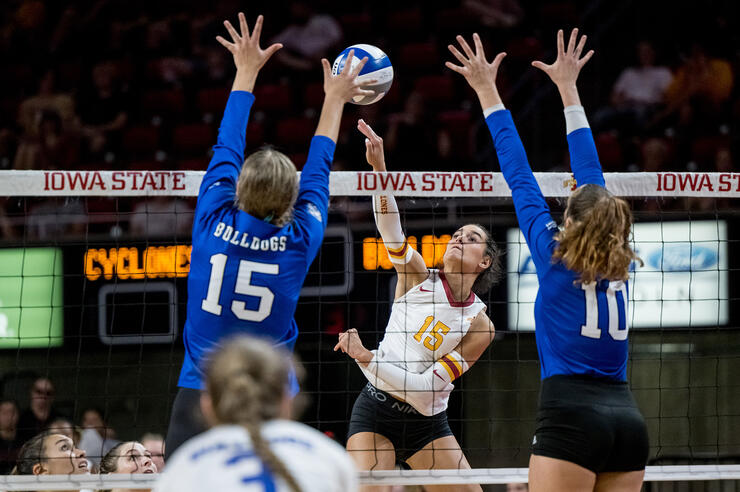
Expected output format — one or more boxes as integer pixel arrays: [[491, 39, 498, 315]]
[[486, 110, 629, 381], [178, 91, 335, 390]]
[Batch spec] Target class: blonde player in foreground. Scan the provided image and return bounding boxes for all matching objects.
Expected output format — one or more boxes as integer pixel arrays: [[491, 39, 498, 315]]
[[156, 335, 357, 492], [334, 119, 501, 492]]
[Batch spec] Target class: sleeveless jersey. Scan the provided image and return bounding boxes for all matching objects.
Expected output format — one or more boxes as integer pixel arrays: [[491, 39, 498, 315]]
[[370, 269, 486, 412]]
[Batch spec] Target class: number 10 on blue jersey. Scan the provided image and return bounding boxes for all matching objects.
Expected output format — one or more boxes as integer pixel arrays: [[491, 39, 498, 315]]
[[580, 281, 629, 341]]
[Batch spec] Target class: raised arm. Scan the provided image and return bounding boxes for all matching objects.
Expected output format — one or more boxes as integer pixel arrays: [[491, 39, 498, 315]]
[[357, 119, 428, 298], [196, 14, 282, 213], [333, 313, 495, 415], [447, 34, 556, 273], [532, 28, 604, 187], [292, 51, 374, 257]]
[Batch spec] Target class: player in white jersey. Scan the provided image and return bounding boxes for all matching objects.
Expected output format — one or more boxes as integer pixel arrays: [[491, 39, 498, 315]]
[[334, 120, 502, 492], [157, 336, 357, 492]]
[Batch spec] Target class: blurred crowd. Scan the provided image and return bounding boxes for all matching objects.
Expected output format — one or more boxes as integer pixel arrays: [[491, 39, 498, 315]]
[[0, 376, 165, 475], [0, 0, 738, 239]]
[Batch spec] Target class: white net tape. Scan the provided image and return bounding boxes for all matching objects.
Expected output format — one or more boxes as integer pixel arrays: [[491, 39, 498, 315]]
[[0, 466, 739, 490], [0, 170, 737, 197]]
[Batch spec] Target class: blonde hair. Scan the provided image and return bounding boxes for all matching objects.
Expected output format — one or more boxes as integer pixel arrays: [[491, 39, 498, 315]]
[[236, 148, 298, 227], [205, 336, 301, 492], [553, 184, 641, 284]]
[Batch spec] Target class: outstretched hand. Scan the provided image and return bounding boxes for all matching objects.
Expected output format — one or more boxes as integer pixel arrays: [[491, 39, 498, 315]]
[[357, 119, 386, 172], [446, 33, 506, 109], [334, 328, 373, 365], [321, 50, 376, 103], [217, 13, 282, 74], [532, 28, 594, 89]]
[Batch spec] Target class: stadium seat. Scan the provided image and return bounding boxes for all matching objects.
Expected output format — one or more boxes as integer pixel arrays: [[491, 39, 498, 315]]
[[196, 87, 229, 119], [276, 117, 315, 147], [594, 132, 623, 170], [438, 110, 472, 139], [178, 159, 206, 171], [253, 84, 292, 113], [246, 121, 265, 147], [172, 123, 215, 156], [386, 9, 423, 41], [505, 36, 543, 62], [122, 125, 161, 155], [303, 82, 325, 110], [399, 42, 439, 72], [129, 160, 162, 171], [140, 88, 185, 119], [413, 75, 455, 105], [434, 8, 475, 35], [288, 152, 308, 171], [338, 13, 373, 38], [691, 135, 730, 169]]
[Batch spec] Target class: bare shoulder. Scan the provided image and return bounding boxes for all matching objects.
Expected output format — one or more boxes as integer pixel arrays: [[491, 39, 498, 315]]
[[469, 308, 494, 332]]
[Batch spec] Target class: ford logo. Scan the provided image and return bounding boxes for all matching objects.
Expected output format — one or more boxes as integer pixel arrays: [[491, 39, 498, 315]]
[[645, 244, 718, 271]]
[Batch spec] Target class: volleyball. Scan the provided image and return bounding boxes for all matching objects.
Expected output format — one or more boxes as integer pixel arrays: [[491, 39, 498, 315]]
[[332, 44, 393, 105]]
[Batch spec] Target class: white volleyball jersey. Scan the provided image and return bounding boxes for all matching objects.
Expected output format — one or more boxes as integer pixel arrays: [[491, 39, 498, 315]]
[[156, 422, 357, 492], [368, 269, 486, 413]]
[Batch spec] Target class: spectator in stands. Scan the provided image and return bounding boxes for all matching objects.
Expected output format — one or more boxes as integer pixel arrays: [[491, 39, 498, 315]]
[[26, 198, 87, 239], [0, 399, 21, 474], [656, 41, 734, 132], [17, 378, 60, 443], [637, 137, 671, 172], [17, 70, 77, 138], [129, 197, 194, 237], [78, 61, 130, 158], [594, 41, 673, 134], [271, 2, 342, 73], [81, 407, 106, 436], [46, 417, 79, 445], [11, 431, 89, 476], [198, 47, 231, 88], [100, 441, 157, 491], [13, 109, 79, 170], [0, 199, 18, 239], [0, 127, 18, 170], [462, 0, 524, 29], [385, 91, 436, 171], [140, 433, 165, 472], [78, 407, 119, 466]]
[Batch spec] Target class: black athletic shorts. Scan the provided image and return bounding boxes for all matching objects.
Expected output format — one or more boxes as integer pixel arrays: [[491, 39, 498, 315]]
[[347, 383, 453, 463], [165, 387, 207, 460], [532, 374, 649, 473]]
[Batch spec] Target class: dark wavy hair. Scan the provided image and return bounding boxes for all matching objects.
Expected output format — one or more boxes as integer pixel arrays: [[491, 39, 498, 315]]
[[469, 223, 503, 295]]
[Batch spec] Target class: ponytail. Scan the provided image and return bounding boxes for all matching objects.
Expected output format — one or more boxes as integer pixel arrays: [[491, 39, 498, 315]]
[[206, 337, 302, 492]]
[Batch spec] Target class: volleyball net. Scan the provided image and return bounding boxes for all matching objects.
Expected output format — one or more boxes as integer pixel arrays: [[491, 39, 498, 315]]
[[0, 169, 738, 490]]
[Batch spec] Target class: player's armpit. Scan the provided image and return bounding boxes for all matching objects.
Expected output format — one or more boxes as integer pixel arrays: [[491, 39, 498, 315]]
[[393, 258, 430, 300]]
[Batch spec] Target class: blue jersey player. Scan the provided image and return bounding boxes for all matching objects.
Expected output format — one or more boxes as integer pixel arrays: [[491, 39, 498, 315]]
[[165, 12, 373, 458], [448, 30, 648, 492]]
